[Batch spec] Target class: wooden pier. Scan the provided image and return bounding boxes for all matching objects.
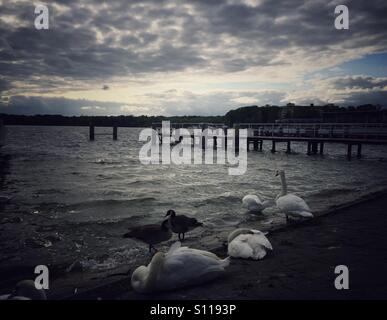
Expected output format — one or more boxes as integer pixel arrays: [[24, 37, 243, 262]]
[[246, 136, 387, 160], [240, 123, 387, 160], [152, 122, 230, 150], [89, 121, 387, 160]]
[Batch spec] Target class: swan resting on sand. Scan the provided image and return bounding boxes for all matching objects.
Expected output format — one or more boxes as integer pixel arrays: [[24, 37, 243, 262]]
[[131, 242, 230, 293], [227, 228, 273, 260]]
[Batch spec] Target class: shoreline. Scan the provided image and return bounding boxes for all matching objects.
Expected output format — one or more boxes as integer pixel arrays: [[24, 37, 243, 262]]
[[57, 189, 387, 300]]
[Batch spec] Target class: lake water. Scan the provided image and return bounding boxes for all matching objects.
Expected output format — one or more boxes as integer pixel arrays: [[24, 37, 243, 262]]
[[1, 126, 387, 286]]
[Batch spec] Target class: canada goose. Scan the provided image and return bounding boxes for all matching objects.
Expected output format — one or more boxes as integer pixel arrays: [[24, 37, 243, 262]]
[[0, 280, 47, 300], [131, 241, 230, 293], [227, 228, 273, 260], [165, 209, 203, 241], [123, 219, 172, 252], [275, 170, 313, 221]]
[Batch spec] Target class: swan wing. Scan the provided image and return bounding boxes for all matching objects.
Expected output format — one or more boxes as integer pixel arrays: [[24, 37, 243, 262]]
[[228, 235, 254, 258], [170, 246, 221, 261], [228, 234, 269, 260], [159, 249, 228, 290], [250, 230, 273, 250], [276, 194, 310, 213], [242, 194, 263, 211]]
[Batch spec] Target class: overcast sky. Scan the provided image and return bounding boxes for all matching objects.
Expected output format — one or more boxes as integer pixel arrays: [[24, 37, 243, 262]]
[[0, 0, 387, 116]]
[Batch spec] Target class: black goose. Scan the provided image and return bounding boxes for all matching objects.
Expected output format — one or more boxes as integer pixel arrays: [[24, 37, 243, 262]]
[[123, 219, 172, 253], [165, 209, 203, 241]]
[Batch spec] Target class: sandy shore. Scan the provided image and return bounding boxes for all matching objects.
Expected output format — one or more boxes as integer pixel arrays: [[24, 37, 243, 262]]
[[62, 192, 387, 300]]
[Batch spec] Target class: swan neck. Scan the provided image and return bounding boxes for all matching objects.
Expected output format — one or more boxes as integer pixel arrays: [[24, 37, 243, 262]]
[[280, 172, 287, 196], [146, 253, 164, 289]]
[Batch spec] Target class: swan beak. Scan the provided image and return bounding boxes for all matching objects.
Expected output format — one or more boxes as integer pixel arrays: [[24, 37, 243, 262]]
[[275, 172, 279, 176]]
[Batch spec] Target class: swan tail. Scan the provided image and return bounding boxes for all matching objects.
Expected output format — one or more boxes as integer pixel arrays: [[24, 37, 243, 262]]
[[220, 256, 231, 269], [299, 211, 314, 218]]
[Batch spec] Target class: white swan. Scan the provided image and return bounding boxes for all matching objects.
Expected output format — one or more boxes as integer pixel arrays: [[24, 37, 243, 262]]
[[228, 228, 273, 260], [242, 194, 275, 213], [275, 170, 313, 221], [131, 242, 230, 293]]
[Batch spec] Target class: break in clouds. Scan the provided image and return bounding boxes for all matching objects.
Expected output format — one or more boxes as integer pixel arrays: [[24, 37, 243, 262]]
[[0, 0, 387, 115]]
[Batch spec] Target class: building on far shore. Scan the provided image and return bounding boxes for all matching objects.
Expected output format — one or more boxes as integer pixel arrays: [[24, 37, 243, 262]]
[[322, 110, 387, 123]]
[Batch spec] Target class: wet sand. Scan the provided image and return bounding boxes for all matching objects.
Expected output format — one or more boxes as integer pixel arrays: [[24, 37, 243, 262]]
[[66, 192, 387, 300]]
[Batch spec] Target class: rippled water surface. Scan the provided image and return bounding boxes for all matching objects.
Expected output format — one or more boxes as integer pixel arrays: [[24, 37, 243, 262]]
[[1, 126, 387, 279]]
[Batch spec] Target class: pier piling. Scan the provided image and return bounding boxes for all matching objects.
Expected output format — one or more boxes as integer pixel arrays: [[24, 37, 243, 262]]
[[113, 126, 118, 140], [254, 140, 259, 151], [286, 141, 291, 154], [347, 144, 352, 161], [89, 124, 95, 141], [357, 144, 362, 158], [312, 142, 318, 154]]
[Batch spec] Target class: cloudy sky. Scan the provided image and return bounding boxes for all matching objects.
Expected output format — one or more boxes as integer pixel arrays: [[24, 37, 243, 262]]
[[0, 0, 387, 116]]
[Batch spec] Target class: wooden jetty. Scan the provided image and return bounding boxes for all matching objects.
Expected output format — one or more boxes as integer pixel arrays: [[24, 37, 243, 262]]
[[238, 123, 387, 160], [152, 122, 230, 149], [89, 121, 387, 160]]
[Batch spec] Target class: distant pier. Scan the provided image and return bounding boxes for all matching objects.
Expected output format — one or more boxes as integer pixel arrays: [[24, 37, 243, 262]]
[[240, 123, 387, 160], [152, 122, 230, 150], [89, 121, 387, 160]]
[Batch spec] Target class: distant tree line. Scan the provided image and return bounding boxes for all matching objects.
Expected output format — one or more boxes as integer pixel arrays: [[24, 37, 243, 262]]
[[1, 104, 385, 127], [225, 103, 385, 126], [0, 114, 225, 127]]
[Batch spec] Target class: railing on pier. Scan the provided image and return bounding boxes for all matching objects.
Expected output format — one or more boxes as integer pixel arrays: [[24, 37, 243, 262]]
[[151, 122, 227, 130], [235, 123, 387, 140]]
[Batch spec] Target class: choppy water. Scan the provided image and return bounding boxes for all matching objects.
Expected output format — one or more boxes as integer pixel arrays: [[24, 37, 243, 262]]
[[1, 126, 387, 285]]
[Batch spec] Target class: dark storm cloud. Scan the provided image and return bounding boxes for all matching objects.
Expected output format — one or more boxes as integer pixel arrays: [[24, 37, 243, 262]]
[[1, 0, 385, 82], [332, 76, 387, 90], [0, 78, 11, 92], [0, 95, 125, 116], [1, 0, 387, 114], [339, 90, 387, 106]]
